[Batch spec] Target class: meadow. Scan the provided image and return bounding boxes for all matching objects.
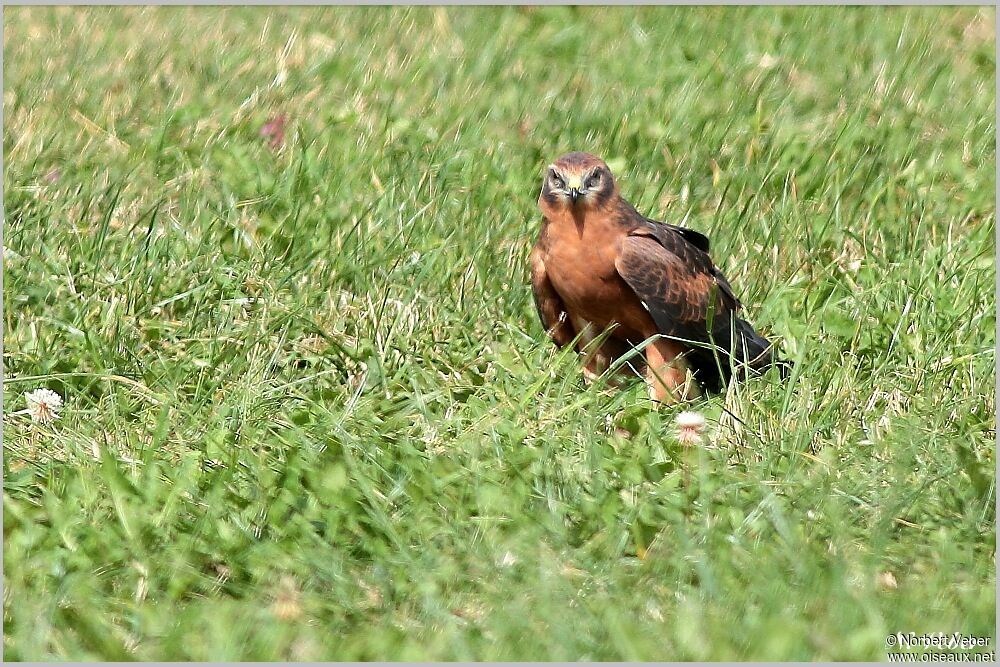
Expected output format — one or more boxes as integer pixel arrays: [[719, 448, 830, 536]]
[[2, 5, 996, 661]]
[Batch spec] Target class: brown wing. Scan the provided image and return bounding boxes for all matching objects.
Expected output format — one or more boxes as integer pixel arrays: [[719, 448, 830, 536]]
[[616, 218, 784, 390], [643, 214, 711, 253], [637, 214, 742, 310], [530, 242, 574, 347], [614, 227, 737, 347]]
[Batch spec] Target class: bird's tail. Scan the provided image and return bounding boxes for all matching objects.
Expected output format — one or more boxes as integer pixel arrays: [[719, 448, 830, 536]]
[[688, 317, 791, 392], [729, 317, 792, 380]]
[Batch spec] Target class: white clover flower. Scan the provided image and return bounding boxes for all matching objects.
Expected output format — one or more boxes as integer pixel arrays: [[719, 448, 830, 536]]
[[24, 388, 63, 424], [675, 410, 706, 446]]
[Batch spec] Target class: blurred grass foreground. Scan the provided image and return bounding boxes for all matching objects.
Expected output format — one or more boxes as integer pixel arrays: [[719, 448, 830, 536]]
[[2, 5, 996, 661]]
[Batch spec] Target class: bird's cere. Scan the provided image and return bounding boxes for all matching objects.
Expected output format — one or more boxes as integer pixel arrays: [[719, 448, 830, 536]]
[[24, 388, 63, 424], [675, 410, 706, 446]]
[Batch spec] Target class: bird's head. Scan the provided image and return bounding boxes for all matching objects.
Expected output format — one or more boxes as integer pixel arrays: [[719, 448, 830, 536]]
[[538, 151, 617, 213]]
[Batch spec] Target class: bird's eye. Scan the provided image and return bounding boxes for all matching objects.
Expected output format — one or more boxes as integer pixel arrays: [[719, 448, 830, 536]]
[[586, 173, 601, 189], [551, 173, 565, 189]]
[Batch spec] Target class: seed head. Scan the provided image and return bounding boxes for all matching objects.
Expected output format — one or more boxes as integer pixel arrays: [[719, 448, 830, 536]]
[[24, 389, 63, 424], [675, 410, 706, 446]]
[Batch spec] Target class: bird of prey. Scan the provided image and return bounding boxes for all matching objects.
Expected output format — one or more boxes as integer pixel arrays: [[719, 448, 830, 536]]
[[530, 151, 788, 403]]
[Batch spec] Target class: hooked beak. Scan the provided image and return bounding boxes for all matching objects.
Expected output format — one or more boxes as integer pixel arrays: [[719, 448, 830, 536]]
[[566, 175, 582, 204]]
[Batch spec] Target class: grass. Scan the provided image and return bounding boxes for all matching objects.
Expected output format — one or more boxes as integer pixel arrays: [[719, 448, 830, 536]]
[[2, 5, 996, 661]]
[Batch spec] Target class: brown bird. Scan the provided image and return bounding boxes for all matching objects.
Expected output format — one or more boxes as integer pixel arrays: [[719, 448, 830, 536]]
[[530, 151, 787, 403]]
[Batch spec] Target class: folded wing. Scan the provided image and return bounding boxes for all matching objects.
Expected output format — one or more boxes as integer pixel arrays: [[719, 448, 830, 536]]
[[615, 223, 780, 391]]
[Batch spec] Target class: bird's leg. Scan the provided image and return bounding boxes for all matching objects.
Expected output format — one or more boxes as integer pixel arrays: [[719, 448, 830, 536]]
[[573, 319, 607, 384], [586, 337, 643, 386], [583, 347, 613, 384], [644, 338, 701, 404]]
